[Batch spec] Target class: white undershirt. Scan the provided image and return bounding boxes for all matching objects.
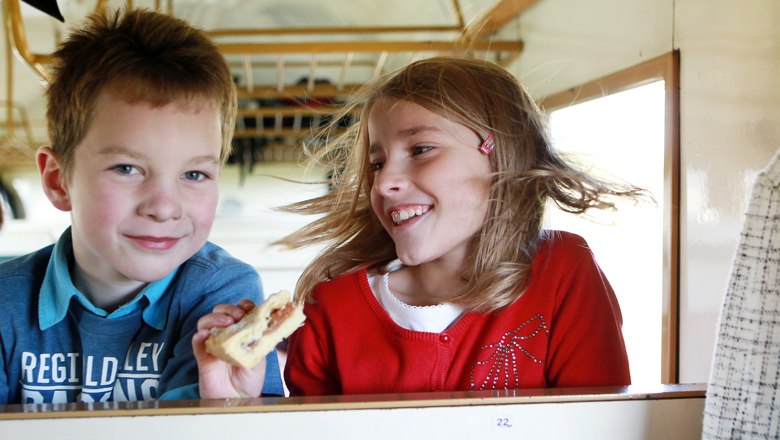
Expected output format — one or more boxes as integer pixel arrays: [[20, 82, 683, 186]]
[[368, 259, 464, 333]]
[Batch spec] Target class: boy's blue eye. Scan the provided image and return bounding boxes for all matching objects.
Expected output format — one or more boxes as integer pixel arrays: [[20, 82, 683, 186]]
[[114, 164, 138, 175], [182, 171, 207, 181]]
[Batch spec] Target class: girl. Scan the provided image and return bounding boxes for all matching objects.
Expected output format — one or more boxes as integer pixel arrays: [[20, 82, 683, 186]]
[[277, 56, 646, 396], [196, 57, 644, 397]]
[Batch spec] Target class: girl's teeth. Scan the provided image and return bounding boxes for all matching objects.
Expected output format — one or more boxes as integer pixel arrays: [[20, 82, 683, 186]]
[[391, 206, 428, 224]]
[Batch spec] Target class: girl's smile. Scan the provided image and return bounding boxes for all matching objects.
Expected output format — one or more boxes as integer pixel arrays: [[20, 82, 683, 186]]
[[388, 205, 431, 225]]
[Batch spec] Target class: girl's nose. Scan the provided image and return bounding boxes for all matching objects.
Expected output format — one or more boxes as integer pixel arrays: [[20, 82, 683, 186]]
[[372, 160, 409, 196], [137, 182, 182, 221]]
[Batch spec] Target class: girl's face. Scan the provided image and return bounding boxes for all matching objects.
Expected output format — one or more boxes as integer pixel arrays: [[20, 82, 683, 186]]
[[368, 98, 492, 269]]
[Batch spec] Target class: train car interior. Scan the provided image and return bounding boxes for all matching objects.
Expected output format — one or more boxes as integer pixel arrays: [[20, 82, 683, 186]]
[[0, 0, 777, 438]]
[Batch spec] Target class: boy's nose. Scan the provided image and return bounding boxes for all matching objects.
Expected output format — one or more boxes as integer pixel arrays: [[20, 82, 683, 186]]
[[138, 185, 182, 221]]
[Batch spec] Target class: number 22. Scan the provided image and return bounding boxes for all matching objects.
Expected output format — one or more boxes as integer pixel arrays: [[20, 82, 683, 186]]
[[496, 417, 512, 428]]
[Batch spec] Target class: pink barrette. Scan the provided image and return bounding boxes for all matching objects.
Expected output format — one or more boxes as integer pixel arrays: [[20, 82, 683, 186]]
[[479, 132, 495, 155]]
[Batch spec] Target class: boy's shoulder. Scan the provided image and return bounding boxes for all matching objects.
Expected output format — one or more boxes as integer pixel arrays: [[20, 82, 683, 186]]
[[0, 245, 54, 282], [0, 245, 54, 305], [183, 241, 251, 268], [182, 241, 251, 272], [172, 241, 261, 300]]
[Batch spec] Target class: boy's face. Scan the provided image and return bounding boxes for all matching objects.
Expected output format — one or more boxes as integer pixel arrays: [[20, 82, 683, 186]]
[[57, 93, 222, 286]]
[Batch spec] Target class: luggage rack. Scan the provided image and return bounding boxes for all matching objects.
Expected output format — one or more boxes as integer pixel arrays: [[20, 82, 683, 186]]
[[3, 0, 535, 170]]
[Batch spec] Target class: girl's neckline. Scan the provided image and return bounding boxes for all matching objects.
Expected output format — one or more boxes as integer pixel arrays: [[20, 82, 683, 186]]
[[383, 263, 449, 310], [366, 262, 467, 334]]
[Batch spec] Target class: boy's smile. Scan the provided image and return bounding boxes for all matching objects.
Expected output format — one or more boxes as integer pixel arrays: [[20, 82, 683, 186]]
[[126, 235, 183, 251], [40, 92, 222, 306]]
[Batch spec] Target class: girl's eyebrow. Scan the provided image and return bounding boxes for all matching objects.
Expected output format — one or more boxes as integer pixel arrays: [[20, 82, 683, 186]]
[[369, 125, 442, 155], [397, 125, 441, 137]]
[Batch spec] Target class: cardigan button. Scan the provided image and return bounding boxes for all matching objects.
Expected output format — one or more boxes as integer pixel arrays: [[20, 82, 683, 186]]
[[439, 334, 450, 344]]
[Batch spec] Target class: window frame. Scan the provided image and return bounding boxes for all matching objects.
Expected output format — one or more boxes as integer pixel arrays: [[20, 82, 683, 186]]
[[539, 51, 681, 383]]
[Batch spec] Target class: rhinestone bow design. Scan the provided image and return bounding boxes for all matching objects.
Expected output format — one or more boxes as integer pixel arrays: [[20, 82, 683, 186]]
[[469, 314, 549, 390]]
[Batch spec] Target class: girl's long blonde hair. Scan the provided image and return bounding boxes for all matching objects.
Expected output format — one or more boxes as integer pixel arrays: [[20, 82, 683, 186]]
[[276, 57, 645, 312]]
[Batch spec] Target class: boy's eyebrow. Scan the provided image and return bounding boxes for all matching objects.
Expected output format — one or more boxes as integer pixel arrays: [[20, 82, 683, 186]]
[[368, 125, 441, 155], [97, 145, 144, 159], [97, 145, 220, 164], [189, 155, 221, 166]]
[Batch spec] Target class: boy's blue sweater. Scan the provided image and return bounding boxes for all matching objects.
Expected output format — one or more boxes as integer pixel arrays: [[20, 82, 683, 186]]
[[0, 229, 283, 404]]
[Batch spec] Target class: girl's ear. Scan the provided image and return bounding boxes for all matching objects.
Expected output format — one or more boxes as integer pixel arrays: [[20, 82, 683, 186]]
[[37, 146, 72, 212]]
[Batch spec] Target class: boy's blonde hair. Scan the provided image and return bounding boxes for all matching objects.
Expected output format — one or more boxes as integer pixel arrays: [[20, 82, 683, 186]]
[[45, 8, 237, 176], [279, 57, 644, 312]]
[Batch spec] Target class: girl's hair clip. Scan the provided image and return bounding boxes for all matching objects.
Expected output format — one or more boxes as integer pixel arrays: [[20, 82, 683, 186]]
[[479, 132, 495, 155]]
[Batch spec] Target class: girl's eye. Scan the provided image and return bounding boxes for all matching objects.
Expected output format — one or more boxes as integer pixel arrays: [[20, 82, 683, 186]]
[[182, 171, 207, 181], [412, 145, 433, 156], [113, 164, 139, 175], [369, 160, 384, 172]]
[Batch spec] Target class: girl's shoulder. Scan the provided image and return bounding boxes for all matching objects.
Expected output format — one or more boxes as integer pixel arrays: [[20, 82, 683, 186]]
[[305, 266, 386, 322], [539, 229, 590, 253], [533, 230, 596, 269], [311, 266, 372, 302]]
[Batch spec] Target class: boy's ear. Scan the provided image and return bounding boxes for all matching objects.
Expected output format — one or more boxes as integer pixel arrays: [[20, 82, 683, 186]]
[[37, 146, 72, 212]]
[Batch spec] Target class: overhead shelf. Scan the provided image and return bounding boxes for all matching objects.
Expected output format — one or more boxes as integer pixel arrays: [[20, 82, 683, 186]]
[[2, 0, 536, 169]]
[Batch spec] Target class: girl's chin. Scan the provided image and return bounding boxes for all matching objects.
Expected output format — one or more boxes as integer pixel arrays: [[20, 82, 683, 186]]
[[394, 253, 430, 267]]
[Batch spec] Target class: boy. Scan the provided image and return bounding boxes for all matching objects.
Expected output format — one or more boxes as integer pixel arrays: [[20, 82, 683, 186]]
[[0, 9, 283, 404]]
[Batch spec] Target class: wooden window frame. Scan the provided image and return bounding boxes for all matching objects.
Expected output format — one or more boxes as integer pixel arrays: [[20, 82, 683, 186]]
[[539, 51, 681, 383]]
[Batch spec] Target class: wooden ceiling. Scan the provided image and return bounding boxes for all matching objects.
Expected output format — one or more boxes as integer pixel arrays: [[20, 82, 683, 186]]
[[2, 0, 537, 169]]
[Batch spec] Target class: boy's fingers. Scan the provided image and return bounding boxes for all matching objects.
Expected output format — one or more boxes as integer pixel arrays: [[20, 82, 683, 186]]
[[197, 312, 234, 331], [211, 303, 250, 321], [236, 299, 257, 312], [191, 329, 210, 360], [211, 303, 238, 314]]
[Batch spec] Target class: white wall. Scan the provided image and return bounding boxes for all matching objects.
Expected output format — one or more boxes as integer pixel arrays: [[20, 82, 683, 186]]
[[674, 0, 780, 382], [509, 0, 780, 383], [509, 0, 673, 100]]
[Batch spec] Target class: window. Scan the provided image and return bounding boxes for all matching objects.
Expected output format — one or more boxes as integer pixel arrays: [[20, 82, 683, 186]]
[[540, 52, 680, 384]]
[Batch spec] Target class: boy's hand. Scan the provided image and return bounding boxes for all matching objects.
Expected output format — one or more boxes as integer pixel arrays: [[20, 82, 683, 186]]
[[192, 300, 266, 399]]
